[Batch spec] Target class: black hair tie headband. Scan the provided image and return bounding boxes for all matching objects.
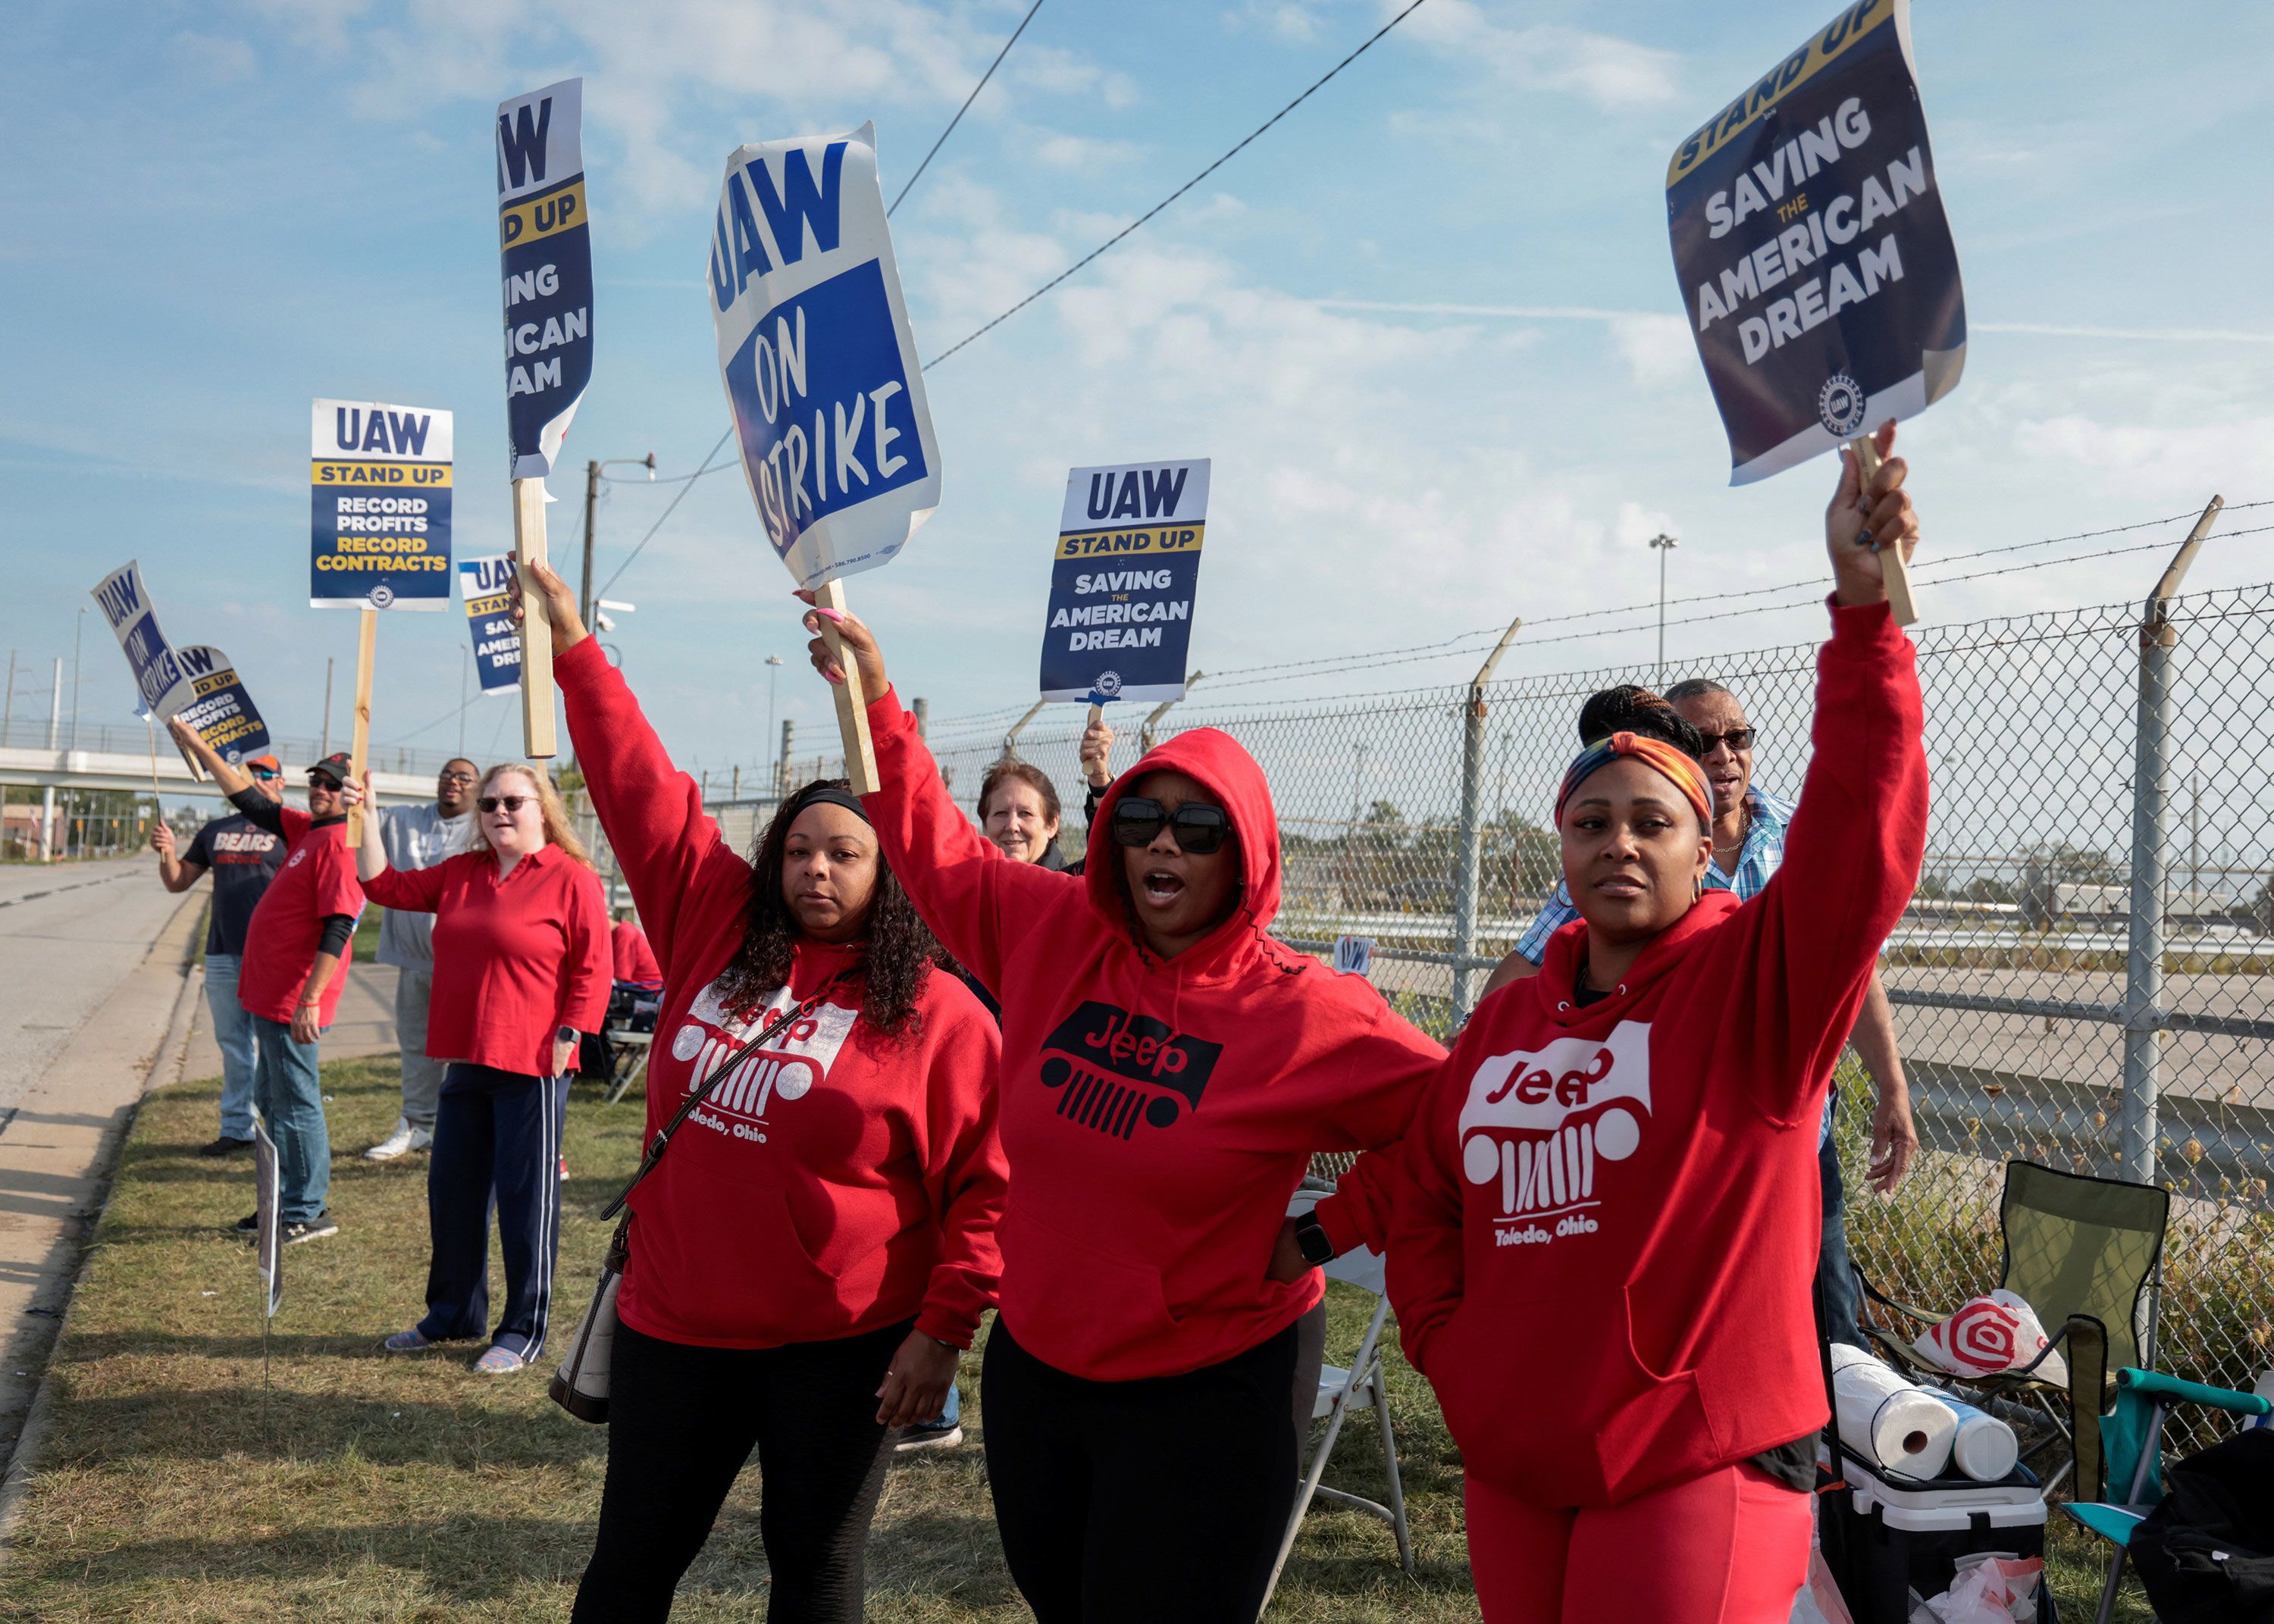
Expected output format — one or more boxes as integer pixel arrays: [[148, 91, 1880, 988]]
[[790, 784, 872, 825]]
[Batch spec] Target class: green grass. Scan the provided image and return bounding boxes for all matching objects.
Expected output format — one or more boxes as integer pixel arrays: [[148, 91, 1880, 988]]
[[0, 1055, 2162, 1621]]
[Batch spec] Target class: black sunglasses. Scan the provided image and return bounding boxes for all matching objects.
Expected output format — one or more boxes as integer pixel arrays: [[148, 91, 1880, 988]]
[[479, 794, 534, 813], [307, 772, 343, 791], [1696, 728, 1756, 754], [1110, 797, 1233, 855]]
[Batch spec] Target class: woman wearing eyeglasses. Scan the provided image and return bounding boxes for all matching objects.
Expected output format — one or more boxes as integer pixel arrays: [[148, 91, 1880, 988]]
[[801, 603, 1445, 1623], [352, 763, 611, 1374], [1389, 427, 1928, 1624]]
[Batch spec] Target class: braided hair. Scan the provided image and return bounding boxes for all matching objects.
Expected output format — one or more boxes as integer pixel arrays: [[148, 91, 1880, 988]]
[[711, 779, 940, 1040], [1575, 684, 1706, 759]]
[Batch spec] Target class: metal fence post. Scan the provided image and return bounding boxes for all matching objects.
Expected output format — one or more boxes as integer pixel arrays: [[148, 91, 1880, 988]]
[[2121, 496, 2222, 1182], [1450, 615, 1524, 1021], [1002, 700, 1046, 761]]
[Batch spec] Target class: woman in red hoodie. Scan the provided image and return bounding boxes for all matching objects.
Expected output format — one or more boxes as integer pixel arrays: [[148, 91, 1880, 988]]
[[1389, 425, 1928, 1624], [512, 565, 1007, 1624], [801, 602, 1446, 1622]]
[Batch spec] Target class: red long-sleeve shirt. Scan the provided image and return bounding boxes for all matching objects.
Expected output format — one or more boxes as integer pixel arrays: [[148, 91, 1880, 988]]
[[611, 920, 662, 985], [359, 843, 611, 1077], [1389, 599, 1928, 1507], [557, 637, 1005, 1350], [857, 684, 1447, 1381], [236, 805, 362, 1027]]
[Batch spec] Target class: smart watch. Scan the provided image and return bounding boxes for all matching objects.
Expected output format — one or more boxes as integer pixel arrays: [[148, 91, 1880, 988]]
[[556, 1025, 578, 1045], [1292, 1210, 1336, 1268]]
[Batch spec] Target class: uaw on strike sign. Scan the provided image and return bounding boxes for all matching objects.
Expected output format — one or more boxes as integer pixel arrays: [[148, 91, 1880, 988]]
[[710, 124, 941, 591], [1040, 462, 1209, 706], [497, 78, 594, 480], [310, 400, 454, 609], [1668, 0, 1965, 483], [89, 562, 272, 762]]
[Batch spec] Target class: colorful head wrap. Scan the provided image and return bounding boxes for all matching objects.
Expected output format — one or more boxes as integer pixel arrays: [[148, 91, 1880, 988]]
[[1553, 731, 1712, 831]]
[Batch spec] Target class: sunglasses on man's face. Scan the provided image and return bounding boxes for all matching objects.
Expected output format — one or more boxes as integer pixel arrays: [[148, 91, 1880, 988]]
[[308, 774, 342, 792], [479, 794, 534, 814], [249, 767, 281, 781], [1110, 797, 1233, 856], [1696, 728, 1756, 755]]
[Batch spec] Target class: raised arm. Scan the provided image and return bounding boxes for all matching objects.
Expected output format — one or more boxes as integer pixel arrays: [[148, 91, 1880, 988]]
[[516, 554, 738, 970], [168, 715, 250, 798], [803, 603, 1076, 993], [1725, 423, 1928, 1125]]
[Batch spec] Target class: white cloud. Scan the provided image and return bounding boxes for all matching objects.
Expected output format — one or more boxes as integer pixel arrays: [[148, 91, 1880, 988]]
[[1609, 314, 1695, 391], [1029, 132, 1145, 172], [1399, 5, 1680, 111]]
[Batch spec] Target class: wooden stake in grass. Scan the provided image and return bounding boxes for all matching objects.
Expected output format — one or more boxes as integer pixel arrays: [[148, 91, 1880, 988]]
[[1850, 435, 1918, 627], [346, 607, 376, 846], [513, 477, 559, 759], [813, 578, 879, 793]]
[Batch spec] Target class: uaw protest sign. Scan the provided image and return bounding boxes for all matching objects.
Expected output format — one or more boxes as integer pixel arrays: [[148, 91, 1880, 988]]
[[168, 646, 271, 762], [89, 561, 186, 718], [497, 78, 594, 480], [1038, 461, 1209, 706], [310, 400, 454, 609], [709, 124, 941, 591], [89, 565, 271, 762], [459, 554, 522, 695], [1666, 0, 1965, 483]]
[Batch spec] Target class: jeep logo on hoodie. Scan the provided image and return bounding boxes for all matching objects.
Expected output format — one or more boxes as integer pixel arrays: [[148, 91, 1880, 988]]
[[1458, 1020, 1651, 1232], [1036, 1001, 1223, 1137]]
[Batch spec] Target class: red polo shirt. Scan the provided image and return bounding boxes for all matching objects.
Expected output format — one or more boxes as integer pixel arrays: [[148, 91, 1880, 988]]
[[611, 920, 662, 984], [236, 808, 362, 1026], [359, 841, 610, 1077]]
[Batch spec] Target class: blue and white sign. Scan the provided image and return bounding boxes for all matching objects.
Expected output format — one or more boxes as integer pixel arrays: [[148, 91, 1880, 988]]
[[89, 561, 186, 718], [498, 78, 594, 480], [709, 124, 941, 591], [1038, 460, 1210, 706], [171, 646, 272, 764], [1667, 0, 1965, 483], [310, 399, 454, 609], [459, 554, 522, 694]]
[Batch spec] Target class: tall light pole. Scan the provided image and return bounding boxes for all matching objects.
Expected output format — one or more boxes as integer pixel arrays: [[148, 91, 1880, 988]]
[[1647, 532, 1679, 685], [765, 655, 784, 786], [582, 453, 657, 631], [70, 606, 85, 750]]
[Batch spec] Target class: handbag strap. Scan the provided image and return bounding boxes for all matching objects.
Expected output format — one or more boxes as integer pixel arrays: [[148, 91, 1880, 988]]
[[600, 970, 854, 1221]]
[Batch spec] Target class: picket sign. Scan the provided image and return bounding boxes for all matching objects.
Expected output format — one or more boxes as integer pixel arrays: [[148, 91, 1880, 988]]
[[709, 126, 941, 795], [346, 609, 377, 846], [1849, 435, 1918, 625], [514, 480, 558, 757]]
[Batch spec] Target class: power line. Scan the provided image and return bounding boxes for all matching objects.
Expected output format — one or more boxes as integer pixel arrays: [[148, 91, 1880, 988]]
[[922, 0, 1433, 370], [592, 428, 738, 602], [888, 0, 1047, 218]]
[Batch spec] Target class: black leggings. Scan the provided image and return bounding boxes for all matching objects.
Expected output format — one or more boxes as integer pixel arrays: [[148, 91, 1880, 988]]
[[572, 1317, 909, 1623], [982, 1315, 1301, 1624]]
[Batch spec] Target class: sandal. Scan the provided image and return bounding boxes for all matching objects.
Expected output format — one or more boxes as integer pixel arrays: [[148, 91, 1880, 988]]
[[473, 1345, 527, 1373], [382, 1328, 434, 1352]]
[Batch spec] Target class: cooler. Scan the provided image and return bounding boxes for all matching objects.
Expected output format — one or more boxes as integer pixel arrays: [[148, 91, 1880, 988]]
[[1826, 1453, 2050, 1624]]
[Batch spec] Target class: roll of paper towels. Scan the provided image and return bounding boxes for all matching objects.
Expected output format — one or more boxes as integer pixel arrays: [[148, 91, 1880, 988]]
[[1830, 1344, 1957, 1480], [1924, 1388, 2020, 1481]]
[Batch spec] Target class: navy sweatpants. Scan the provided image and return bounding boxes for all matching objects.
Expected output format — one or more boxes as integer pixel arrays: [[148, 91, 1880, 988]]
[[417, 1063, 567, 1360]]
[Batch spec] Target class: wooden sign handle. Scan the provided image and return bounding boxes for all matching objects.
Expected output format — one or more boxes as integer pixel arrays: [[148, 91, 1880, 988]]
[[514, 477, 559, 759], [346, 606, 377, 846], [813, 577, 879, 793], [1848, 436, 1918, 627]]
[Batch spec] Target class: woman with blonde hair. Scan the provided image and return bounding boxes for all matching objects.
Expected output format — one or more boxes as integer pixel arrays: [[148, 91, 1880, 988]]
[[352, 761, 611, 1372]]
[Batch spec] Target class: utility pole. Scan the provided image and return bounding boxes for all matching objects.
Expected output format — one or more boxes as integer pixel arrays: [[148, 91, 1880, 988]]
[[584, 453, 657, 629], [47, 656, 61, 749], [765, 654, 784, 768], [778, 719, 795, 796], [1648, 533, 1679, 686]]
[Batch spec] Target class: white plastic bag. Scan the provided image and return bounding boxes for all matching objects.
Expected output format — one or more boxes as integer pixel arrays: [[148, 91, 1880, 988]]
[[1906, 1553, 2042, 1624], [1791, 1544, 1858, 1624], [1914, 1290, 2069, 1385]]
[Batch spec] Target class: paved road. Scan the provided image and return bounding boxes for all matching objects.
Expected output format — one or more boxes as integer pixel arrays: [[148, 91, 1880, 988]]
[[0, 858, 190, 1112]]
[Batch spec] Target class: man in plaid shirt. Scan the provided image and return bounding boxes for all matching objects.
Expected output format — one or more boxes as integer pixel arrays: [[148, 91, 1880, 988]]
[[1480, 677, 1916, 1350]]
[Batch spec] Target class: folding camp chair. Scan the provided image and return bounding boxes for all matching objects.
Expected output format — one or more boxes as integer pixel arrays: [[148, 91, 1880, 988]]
[[1856, 1159, 2169, 1490], [603, 1030, 652, 1105], [2061, 1365, 2272, 1624], [1258, 1191, 1412, 1616]]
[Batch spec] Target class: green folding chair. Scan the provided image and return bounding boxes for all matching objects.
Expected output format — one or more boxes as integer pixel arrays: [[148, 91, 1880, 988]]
[[2062, 1366, 2273, 1624], [1857, 1160, 2169, 1489]]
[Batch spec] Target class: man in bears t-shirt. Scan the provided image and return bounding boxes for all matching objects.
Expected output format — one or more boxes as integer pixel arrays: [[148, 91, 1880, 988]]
[[151, 752, 288, 1155]]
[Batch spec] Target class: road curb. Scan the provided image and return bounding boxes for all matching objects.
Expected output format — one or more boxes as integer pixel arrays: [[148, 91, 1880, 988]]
[[0, 892, 204, 1557]]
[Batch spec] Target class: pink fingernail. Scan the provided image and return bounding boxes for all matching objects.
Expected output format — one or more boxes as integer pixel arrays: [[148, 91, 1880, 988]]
[[825, 668, 845, 685], [813, 606, 845, 623]]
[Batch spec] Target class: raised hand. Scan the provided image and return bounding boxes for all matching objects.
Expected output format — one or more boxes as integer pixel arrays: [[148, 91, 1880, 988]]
[[798, 595, 889, 698], [506, 552, 587, 650], [1825, 420, 1920, 609], [1080, 715, 1116, 788]]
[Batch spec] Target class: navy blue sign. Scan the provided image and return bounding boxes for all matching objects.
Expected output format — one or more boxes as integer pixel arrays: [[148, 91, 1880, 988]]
[[89, 562, 184, 716], [1038, 461, 1210, 706], [171, 646, 271, 764], [1666, 0, 1965, 483], [309, 400, 454, 609], [459, 555, 522, 693], [498, 78, 594, 480]]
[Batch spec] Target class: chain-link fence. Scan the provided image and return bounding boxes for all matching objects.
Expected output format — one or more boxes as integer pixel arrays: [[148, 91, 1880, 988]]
[[583, 580, 2274, 1432]]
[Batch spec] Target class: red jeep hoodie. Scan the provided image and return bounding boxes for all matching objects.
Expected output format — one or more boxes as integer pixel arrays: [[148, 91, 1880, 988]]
[[862, 687, 1446, 1381], [1389, 599, 1927, 1507], [557, 639, 1006, 1350]]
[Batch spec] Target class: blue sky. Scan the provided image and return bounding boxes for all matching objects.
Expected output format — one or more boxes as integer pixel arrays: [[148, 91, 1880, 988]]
[[8, 0, 2274, 775]]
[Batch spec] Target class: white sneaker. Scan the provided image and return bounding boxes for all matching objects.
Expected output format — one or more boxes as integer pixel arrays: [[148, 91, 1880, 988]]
[[364, 1118, 434, 1161]]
